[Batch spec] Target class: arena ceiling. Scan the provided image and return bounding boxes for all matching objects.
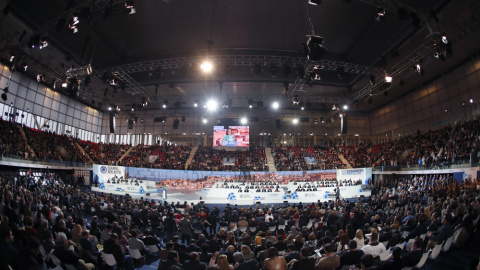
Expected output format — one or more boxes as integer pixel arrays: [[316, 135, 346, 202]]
[[1, 0, 480, 120]]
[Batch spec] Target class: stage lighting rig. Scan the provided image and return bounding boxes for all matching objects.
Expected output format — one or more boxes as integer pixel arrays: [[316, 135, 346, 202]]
[[125, 1, 136, 14]]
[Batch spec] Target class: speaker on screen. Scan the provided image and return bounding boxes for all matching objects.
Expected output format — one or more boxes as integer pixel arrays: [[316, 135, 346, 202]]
[[109, 113, 116, 133], [341, 116, 348, 134], [275, 119, 281, 129], [173, 119, 179, 129]]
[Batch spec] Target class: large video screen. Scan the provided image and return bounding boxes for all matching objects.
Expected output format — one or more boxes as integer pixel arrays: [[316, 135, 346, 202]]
[[213, 126, 249, 147]]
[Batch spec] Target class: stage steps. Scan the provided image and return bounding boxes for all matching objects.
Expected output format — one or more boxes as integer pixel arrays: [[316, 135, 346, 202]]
[[17, 126, 36, 158], [338, 153, 352, 169], [265, 148, 277, 171], [185, 146, 198, 170]]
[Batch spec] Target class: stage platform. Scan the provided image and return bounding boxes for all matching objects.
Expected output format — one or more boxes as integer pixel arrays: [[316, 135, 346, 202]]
[[91, 184, 370, 205]]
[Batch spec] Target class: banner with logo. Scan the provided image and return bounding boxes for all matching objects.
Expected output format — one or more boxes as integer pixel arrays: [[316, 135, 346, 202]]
[[93, 164, 126, 184], [336, 168, 372, 185]]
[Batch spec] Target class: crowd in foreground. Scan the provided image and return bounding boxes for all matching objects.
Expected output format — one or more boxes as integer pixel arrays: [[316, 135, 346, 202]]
[[1, 171, 480, 270]]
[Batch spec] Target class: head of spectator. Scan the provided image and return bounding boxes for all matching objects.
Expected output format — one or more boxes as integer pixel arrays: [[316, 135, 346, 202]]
[[233, 252, 245, 264], [360, 254, 374, 270], [266, 247, 279, 259]]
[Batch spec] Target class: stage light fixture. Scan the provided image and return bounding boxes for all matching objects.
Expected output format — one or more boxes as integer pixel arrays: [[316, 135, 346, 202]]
[[301, 106, 304, 110], [442, 35, 448, 44], [9, 54, 15, 62], [343, 105, 348, 110], [292, 95, 299, 105], [61, 82, 68, 88], [240, 117, 247, 125], [108, 106, 112, 111], [22, 63, 28, 71], [206, 99, 218, 111], [314, 119, 318, 125], [248, 100, 253, 109], [470, 99, 474, 103], [434, 50, 446, 62], [202, 116, 207, 123], [292, 118, 298, 124], [444, 108, 448, 112], [308, 0, 321, 5], [272, 101, 279, 109], [200, 61, 213, 72], [36, 74, 46, 82], [462, 101, 466, 106], [375, 6, 386, 21], [385, 74, 392, 83], [125, 0, 136, 14], [39, 37, 48, 49]]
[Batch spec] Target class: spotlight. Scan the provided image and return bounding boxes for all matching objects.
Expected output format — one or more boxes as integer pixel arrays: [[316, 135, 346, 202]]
[[444, 108, 448, 113], [200, 61, 213, 72], [413, 63, 424, 75], [384, 74, 392, 83], [108, 106, 112, 111], [36, 74, 46, 82], [22, 63, 28, 71], [125, 1, 136, 14], [240, 117, 247, 125], [321, 118, 325, 124], [39, 37, 48, 49], [314, 119, 318, 125], [462, 101, 466, 106], [248, 100, 253, 109], [272, 101, 279, 109], [9, 54, 15, 62], [301, 106, 304, 110], [308, 0, 321, 5], [442, 35, 448, 44], [206, 99, 218, 111], [62, 82, 68, 88], [194, 102, 198, 107], [292, 118, 298, 124], [343, 105, 348, 110], [162, 103, 167, 108], [470, 99, 474, 103], [375, 6, 386, 21], [292, 95, 299, 105]]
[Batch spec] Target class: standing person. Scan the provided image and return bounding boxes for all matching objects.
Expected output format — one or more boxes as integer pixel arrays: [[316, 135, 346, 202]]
[[180, 215, 193, 245], [164, 213, 177, 242]]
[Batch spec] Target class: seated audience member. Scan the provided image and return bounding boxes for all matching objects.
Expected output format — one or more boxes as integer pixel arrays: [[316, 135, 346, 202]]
[[340, 240, 364, 268], [402, 238, 424, 268], [426, 214, 453, 250], [104, 233, 136, 270], [360, 254, 375, 270], [315, 243, 340, 270], [232, 252, 259, 270], [184, 252, 207, 270], [284, 244, 300, 263], [209, 253, 233, 270], [288, 247, 315, 270], [158, 251, 184, 270], [361, 233, 386, 259], [264, 247, 287, 270]]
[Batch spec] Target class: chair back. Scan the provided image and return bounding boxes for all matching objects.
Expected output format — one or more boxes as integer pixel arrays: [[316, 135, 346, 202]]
[[129, 248, 143, 259], [102, 252, 117, 266]]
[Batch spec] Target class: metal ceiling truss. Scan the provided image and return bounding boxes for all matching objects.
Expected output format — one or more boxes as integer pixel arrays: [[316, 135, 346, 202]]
[[93, 67, 153, 100]]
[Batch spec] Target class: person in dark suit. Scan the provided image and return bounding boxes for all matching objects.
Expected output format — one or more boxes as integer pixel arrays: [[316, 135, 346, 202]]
[[402, 238, 424, 268], [233, 252, 259, 270], [288, 247, 315, 270], [158, 251, 183, 270], [80, 231, 101, 264], [284, 244, 300, 263], [426, 214, 452, 250], [103, 233, 135, 270], [183, 252, 206, 270], [340, 240, 364, 268]]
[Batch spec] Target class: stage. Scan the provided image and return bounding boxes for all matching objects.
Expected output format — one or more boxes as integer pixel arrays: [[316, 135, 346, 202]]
[[91, 183, 371, 205]]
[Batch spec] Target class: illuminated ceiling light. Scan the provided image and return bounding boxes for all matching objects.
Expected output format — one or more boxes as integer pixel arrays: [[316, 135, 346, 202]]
[[442, 35, 448, 44], [343, 105, 348, 110], [462, 101, 466, 106], [206, 99, 218, 111], [272, 101, 279, 109], [292, 95, 299, 105], [194, 101, 198, 107], [444, 108, 448, 113], [39, 37, 48, 49], [162, 103, 167, 108], [470, 98, 474, 103], [339, 113, 343, 118], [9, 54, 15, 62], [385, 74, 392, 83], [314, 119, 318, 125], [308, 0, 321, 5], [202, 117, 207, 124], [240, 117, 248, 125], [413, 62, 425, 75], [61, 82, 68, 88], [301, 106, 304, 110], [22, 63, 28, 71], [375, 6, 386, 21], [292, 118, 298, 124], [108, 106, 112, 111], [36, 74, 46, 82], [125, 1, 136, 14], [200, 61, 213, 72], [248, 99, 253, 109]]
